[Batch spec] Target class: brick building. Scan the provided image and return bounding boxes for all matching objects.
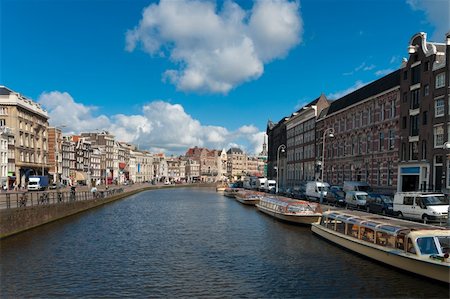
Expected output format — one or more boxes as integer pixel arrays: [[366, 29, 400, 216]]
[[398, 32, 450, 192], [318, 70, 400, 194]]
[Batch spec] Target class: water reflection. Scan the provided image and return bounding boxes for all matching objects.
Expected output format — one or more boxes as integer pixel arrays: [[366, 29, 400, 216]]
[[1, 188, 448, 298]]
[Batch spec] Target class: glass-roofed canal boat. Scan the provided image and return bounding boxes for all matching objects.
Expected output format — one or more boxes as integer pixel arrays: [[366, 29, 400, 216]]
[[311, 210, 450, 283], [234, 191, 264, 205], [256, 196, 322, 225]]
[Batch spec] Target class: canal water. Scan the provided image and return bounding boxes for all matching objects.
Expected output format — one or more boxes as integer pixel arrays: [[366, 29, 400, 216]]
[[1, 188, 448, 298]]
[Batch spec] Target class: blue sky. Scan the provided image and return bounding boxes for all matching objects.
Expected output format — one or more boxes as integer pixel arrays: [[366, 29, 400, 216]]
[[1, 0, 449, 154]]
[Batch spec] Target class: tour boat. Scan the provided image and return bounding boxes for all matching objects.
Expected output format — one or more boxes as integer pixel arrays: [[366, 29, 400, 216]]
[[256, 196, 322, 225], [234, 191, 264, 205], [311, 210, 450, 283], [223, 188, 240, 198]]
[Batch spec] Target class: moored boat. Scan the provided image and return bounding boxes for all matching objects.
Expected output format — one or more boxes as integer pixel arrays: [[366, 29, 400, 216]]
[[235, 191, 264, 205], [223, 188, 240, 198], [256, 196, 322, 225], [311, 210, 450, 283]]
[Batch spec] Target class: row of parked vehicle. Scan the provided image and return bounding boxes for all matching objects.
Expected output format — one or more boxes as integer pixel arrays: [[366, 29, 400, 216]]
[[278, 181, 449, 222]]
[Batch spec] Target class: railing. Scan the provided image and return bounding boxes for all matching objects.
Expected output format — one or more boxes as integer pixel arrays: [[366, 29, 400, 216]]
[[0, 188, 124, 210]]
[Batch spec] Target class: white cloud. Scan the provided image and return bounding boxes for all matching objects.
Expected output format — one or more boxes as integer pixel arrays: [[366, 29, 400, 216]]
[[407, 0, 450, 40], [38, 91, 110, 133], [327, 80, 368, 99], [126, 0, 302, 93], [38, 91, 266, 155]]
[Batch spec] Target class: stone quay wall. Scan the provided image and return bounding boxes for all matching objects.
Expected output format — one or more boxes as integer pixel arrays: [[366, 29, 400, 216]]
[[0, 183, 215, 239]]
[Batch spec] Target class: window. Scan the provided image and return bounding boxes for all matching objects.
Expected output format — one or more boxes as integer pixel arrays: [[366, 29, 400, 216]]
[[422, 111, 428, 125], [410, 141, 419, 160], [434, 125, 444, 147], [403, 196, 414, 205], [435, 72, 445, 89], [388, 129, 395, 149], [435, 98, 445, 117], [0, 119, 5, 127], [424, 61, 429, 71], [410, 115, 419, 136], [402, 92, 407, 103], [401, 143, 407, 161], [380, 103, 385, 121], [0, 107, 7, 115], [410, 89, 420, 109], [402, 116, 407, 129], [403, 70, 407, 80], [379, 132, 385, 151], [423, 84, 429, 96], [411, 65, 421, 85], [421, 140, 427, 160], [390, 100, 395, 118]]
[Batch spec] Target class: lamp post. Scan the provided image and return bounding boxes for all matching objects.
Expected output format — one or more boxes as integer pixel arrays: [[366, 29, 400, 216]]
[[320, 128, 335, 203], [276, 144, 286, 194]]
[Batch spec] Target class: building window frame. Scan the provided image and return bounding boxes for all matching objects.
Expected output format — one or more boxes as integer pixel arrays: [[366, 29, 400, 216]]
[[435, 97, 445, 117], [435, 72, 445, 89]]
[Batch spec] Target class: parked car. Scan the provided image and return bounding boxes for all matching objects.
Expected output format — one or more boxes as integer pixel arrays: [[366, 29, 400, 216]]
[[345, 191, 369, 209], [291, 187, 306, 200], [365, 193, 394, 215], [329, 185, 344, 193], [393, 192, 449, 222], [326, 189, 346, 206]]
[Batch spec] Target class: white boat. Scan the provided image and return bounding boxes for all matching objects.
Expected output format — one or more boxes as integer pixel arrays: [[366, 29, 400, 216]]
[[311, 210, 450, 283], [256, 196, 322, 225], [235, 191, 264, 205]]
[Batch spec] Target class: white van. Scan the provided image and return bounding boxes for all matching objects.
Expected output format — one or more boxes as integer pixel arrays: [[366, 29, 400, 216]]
[[305, 181, 330, 201], [345, 191, 369, 209], [264, 180, 276, 193], [393, 192, 449, 222], [256, 178, 267, 191], [343, 181, 371, 193]]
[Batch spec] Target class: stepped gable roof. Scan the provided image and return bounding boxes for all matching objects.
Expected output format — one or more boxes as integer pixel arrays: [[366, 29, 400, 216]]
[[327, 69, 400, 116]]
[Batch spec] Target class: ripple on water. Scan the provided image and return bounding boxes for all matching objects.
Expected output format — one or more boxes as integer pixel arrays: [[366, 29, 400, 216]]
[[1, 188, 448, 298]]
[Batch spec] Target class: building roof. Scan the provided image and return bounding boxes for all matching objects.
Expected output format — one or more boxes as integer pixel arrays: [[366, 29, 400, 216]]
[[326, 70, 400, 116], [227, 147, 244, 154]]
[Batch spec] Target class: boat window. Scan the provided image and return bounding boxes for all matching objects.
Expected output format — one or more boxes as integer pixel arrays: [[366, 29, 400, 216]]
[[347, 223, 359, 238], [360, 227, 375, 243], [396, 235, 405, 250], [417, 237, 439, 255], [376, 231, 395, 248], [379, 225, 402, 233], [437, 236, 450, 254], [326, 218, 335, 230], [335, 221, 346, 234], [407, 238, 416, 254]]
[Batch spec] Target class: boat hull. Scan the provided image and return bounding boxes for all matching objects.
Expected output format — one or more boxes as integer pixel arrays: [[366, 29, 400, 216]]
[[235, 197, 260, 205], [311, 224, 450, 284], [256, 204, 320, 225]]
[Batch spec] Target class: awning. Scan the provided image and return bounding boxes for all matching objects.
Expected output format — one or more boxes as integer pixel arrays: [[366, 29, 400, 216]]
[[75, 171, 87, 181]]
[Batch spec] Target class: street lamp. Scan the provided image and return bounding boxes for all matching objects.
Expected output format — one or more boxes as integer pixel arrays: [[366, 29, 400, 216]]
[[276, 144, 286, 194], [320, 128, 334, 204]]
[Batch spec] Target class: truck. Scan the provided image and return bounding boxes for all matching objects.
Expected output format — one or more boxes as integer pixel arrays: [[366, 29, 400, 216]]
[[27, 175, 49, 191], [256, 177, 267, 191], [263, 180, 276, 193], [393, 192, 449, 222], [343, 181, 372, 193], [305, 181, 330, 201]]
